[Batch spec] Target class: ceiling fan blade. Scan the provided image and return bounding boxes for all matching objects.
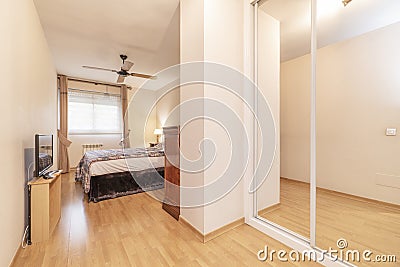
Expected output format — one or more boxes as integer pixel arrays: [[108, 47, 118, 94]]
[[82, 66, 117, 73], [129, 72, 157, 79], [117, 75, 125, 83], [121, 61, 134, 71]]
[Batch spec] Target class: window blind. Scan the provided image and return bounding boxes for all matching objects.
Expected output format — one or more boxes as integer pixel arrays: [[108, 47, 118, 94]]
[[68, 89, 122, 134]]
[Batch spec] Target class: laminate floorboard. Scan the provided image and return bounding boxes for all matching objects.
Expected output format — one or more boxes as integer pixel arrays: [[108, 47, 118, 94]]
[[12, 173, 320, 267], [260, 178, 400, 267]]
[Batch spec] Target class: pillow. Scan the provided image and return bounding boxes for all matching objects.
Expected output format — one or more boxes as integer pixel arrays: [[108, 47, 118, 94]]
[[154, 142, 164, 150]]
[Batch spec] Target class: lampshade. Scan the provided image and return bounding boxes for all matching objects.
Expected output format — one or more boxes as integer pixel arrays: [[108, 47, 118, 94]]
[[153, 129, 163, 135]]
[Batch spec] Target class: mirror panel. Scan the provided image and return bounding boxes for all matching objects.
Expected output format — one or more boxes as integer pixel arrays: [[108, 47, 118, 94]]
[[314, 1, 400, 265], [256, 0, 312, 240]]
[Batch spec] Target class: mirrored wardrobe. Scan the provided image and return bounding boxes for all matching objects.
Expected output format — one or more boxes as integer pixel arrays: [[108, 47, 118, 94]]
[[251, 0, 400, 266]]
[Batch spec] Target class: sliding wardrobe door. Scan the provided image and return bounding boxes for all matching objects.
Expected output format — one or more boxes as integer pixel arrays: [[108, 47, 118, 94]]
[[314, 2, 400, 265], [255, 0, 312, 241]]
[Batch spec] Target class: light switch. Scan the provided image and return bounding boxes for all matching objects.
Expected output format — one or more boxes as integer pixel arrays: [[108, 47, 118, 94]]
[[386, 128, 397, 136]]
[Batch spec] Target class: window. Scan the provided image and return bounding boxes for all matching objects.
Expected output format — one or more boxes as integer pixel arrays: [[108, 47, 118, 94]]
[[68, 89, 122, 134]]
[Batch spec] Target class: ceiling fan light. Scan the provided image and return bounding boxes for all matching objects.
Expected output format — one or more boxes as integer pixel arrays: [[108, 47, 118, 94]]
[[342, 0, 352, 7], [83, 55, 155, 81]]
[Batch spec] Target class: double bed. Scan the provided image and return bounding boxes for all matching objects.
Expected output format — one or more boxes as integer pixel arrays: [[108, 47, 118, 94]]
[[75, 145, 165, 202]]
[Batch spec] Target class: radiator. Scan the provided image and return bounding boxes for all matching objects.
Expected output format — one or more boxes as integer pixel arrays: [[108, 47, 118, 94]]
[[82, 143, 103, 155]]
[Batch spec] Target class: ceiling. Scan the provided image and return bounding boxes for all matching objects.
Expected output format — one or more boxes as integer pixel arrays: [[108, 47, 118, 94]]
[[260, 0, 400, 62], [33, 0, 179, 88], [34, 0, 400, 78]]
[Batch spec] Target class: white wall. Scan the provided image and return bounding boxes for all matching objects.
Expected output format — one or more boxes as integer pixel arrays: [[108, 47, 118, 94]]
[[152, 5, 180, 75], [281, 22, 400, 205], [202, 0, 245, 234], [256, 10, 281, 212], [153, 5, 180, 129], [128, 89, 158, 148], [0, 0, 57, 265], [69, 134, 123, 166], [179, 0, 281, 235], [180, 0, 205, 233], [156, 88, 180, 128], [180, 0, 247, 235]]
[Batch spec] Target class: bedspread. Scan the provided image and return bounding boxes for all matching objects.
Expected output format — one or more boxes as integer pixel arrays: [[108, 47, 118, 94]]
[[75, 147, 164, 193]]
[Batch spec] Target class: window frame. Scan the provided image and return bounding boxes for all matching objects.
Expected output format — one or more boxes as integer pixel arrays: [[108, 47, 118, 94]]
[[67, 88, 123, 135]]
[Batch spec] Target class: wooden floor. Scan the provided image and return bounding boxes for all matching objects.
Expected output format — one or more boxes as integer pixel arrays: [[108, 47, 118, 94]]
[[260, 178, 400, 267], [12, 173, 320, 267]]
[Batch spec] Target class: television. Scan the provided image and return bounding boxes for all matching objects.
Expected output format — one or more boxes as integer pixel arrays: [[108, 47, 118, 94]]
[[34, 134, 53, 177]]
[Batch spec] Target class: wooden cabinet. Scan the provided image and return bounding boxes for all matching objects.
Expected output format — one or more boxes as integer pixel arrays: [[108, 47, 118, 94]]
[[162, 126, 180, 220], [28, 173, 61, 243]]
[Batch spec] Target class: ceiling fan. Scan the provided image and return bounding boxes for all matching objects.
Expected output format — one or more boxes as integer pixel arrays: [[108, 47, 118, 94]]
[[83, 54, 156, 83]]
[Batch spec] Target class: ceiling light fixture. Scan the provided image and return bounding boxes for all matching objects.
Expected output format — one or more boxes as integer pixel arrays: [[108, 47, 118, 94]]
[[342, 0, 352, 7]]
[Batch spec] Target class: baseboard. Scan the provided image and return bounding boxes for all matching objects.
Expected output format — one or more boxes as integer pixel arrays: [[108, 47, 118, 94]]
[[258, 203, 281, 216], [204, 217, 244, 242], [10, 243, 22, 267], [179, 216, 204, 242], [318, 186, 400, 211], [179, 216, 245, 243], [281, 177, 400, 211], [280, 177, 308, 184]]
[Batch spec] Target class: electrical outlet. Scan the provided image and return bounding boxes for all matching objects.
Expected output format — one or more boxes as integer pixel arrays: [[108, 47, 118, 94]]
[[386, 128, 397, 136]]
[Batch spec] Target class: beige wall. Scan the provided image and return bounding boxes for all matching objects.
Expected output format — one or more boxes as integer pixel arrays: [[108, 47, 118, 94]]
[[281, 22, 400, 205], [0, 0, 57, 265]]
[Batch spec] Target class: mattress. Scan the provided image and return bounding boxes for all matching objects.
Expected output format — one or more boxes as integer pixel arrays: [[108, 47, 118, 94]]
[[90, 156, 164, 177]]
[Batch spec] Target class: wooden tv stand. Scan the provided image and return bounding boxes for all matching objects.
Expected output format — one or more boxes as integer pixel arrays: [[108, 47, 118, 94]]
[[28, 172, 61, 243]]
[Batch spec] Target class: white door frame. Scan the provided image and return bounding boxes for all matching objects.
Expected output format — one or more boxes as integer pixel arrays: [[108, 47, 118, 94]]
[[243, 1, 352, 266]]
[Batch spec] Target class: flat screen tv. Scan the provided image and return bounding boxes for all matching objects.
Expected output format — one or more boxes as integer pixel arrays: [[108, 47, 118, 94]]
[[34, 134, 53, 177]]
